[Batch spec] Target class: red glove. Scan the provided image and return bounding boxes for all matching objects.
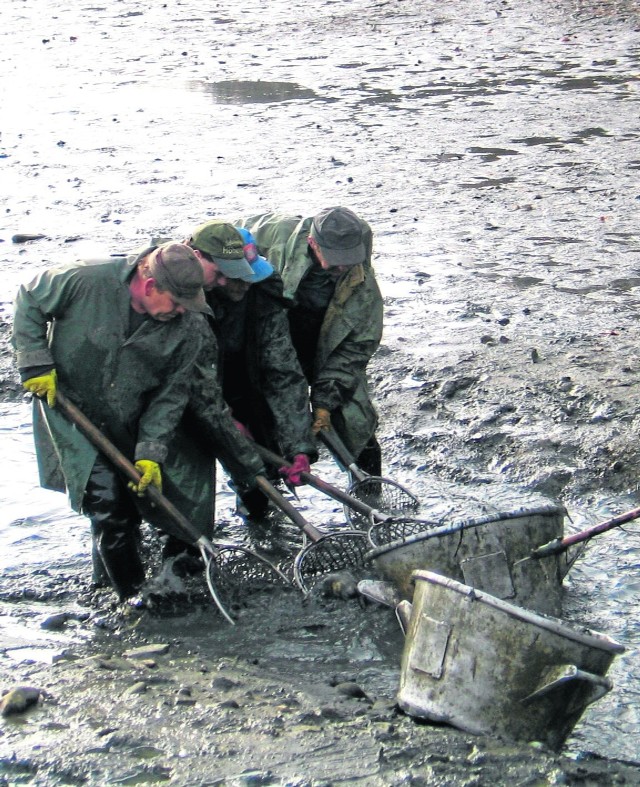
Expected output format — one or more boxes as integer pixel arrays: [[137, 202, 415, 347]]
[[232, 419, 253, 440], [279, 453, 311, 486]]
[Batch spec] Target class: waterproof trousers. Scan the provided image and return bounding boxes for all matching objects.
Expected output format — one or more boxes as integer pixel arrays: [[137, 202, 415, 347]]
[[355, 435, 382, 477], [83, 455, 145, 601]]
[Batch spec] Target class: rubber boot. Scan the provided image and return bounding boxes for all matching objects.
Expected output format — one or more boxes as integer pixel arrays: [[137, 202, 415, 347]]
[[90, 522, 109, 587], [237, 487, 270, 521], [92, 521, 145, 601], [355, 436, 382, 477], [161, 535, 203, 577], [83, 455, 145, 601]]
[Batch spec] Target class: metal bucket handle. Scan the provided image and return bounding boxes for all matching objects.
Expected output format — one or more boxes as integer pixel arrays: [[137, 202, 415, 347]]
[[521, 664, 613, 710], [395, 600, 413, 636]]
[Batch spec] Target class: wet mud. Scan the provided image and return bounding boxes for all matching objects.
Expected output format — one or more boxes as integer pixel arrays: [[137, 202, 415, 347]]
[[2, 0, 640, 784]]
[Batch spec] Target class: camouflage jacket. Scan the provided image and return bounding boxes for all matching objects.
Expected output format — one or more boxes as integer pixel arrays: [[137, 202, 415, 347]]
[[236, 213, 383, 457], [206, 274, 316, 462]]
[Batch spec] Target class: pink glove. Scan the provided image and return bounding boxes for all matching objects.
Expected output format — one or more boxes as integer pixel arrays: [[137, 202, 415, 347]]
[[232, 418, 253, 440], [279, 453, 311, 486]]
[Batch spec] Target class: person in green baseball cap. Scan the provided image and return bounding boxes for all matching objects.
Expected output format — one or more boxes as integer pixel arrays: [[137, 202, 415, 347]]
[[187, 220, 316, 521], [189, 219, 274, 286]]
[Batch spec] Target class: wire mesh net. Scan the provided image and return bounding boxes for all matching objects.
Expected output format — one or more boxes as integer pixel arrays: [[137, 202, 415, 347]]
[[293, 531, 370, 593], [205, 545, 291, 619], [345, 477, 421, 529]]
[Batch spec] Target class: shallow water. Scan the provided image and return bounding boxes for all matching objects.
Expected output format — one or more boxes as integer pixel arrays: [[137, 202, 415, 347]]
[[0, 403, 87, 571], [1, 0, 639, 766]]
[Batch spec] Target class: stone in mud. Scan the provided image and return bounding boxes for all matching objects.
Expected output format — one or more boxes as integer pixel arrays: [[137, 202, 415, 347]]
[[219, 698, 240, 709], [87, 655, 130, 671], [439, 376, 478, 399], [11, 233, 47, 243], [126, 681, 147, 695], [0, 686, 42, 716], [335, 682, 371, 702], [211, 676, 239, 691], [320, 705, 349, 721], [122, 644, 170, 659], [40, 612, 69, 630]]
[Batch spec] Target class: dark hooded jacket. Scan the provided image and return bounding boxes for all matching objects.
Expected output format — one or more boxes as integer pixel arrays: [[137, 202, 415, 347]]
[[205, 272, 316, 462]]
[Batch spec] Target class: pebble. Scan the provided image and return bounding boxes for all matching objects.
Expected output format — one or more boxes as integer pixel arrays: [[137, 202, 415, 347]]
[[123, 643, 170, 659], [11, 233, 46, 243], [41, 612, 69, 631], [1, 686, 42, 716], [335, 681, 370, 701], [126, 681, 147, 695], [219, 698, 240, 709], [211, 676, 239, 691]]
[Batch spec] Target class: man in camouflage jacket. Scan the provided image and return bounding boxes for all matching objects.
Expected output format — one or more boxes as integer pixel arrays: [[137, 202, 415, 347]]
[[236, 207, 383, 475]]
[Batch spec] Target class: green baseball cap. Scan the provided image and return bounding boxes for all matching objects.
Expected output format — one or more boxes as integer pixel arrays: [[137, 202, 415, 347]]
[[190, 220, 256, 280]]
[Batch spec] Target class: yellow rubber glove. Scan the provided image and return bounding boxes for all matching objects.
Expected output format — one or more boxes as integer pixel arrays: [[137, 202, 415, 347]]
[[23, 369, 58, 408], [129, 460, 162, 496], [312, 407, 331, 435]]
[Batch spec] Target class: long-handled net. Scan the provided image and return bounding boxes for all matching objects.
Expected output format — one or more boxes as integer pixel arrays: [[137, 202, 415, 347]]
[[253, 441, 424, 539], [293, 528, 371, 594], [346, 477, 421, 528], [201, 540, 291, 623], [256, 477, 370, 594], [367, 514, 444, 547], [318, 430, 420, 528], [54, 392, 290, 624]]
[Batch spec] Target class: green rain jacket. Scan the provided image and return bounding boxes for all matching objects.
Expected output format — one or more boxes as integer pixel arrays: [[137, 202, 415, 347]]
[[142, 238, 269, 508], [11, 252, 219, 540], [236, 213, 383, 458]]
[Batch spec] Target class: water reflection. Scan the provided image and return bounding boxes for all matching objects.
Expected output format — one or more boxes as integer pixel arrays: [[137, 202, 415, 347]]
[[187, 79, 320, 104], [0, 403, 87, 572]]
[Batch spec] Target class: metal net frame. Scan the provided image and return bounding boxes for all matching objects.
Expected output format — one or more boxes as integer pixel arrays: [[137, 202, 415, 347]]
[[367, 515, 443, 547], [293, 531, 370, 593], [345, 477, 421, 529], [204, 545, 292, 621]]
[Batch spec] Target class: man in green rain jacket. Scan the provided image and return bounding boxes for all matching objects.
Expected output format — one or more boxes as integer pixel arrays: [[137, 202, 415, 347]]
[[12, 243, 265, 601], [236, 207, 384, 475]]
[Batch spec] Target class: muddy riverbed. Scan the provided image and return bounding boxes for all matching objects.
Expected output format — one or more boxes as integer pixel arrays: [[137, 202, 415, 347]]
[[1, 0, 640, 784]]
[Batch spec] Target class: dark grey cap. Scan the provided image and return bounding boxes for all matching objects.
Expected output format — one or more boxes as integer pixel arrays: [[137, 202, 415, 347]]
[[310, 207, 366, 267]]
